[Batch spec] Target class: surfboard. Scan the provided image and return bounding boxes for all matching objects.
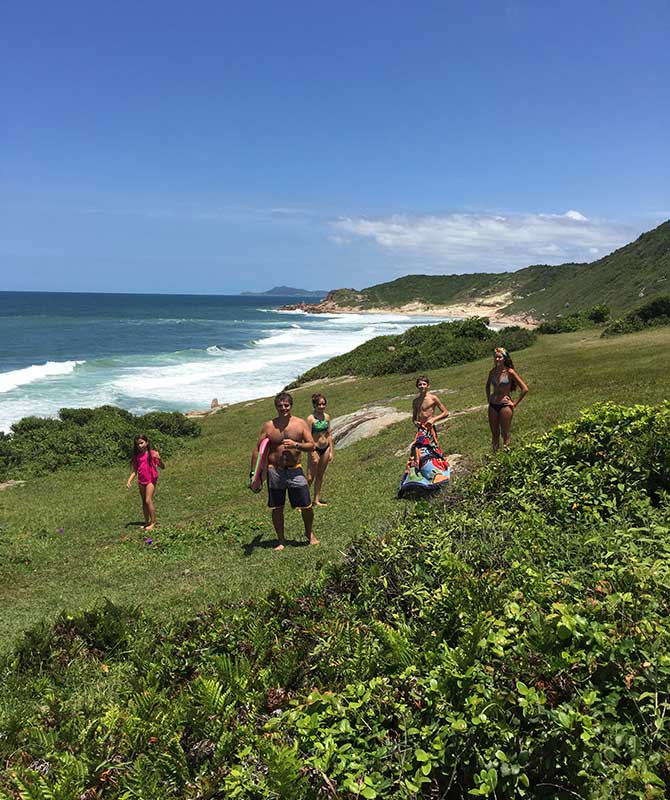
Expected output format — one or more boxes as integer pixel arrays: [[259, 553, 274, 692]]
[[250, 437, 270, 493]]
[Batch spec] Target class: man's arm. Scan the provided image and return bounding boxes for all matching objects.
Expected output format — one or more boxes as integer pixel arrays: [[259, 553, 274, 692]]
[[283, 421, 316, 453], [427, 393, 449, 426], [250, 423, 269, 475], [412, 396, 420, 423]]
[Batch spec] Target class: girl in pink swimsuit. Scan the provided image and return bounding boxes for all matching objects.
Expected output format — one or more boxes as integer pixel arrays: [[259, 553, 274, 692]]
[[126, 434, 164, 530]]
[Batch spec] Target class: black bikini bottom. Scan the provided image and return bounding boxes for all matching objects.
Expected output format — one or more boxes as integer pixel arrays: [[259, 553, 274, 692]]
[[315, 444, 329, 455], [489, 402, 512, 413]]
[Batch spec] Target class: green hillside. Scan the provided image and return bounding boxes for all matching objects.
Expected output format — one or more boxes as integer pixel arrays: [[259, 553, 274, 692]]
[[2, 326, 670, 797], [2, 327, 670, 651], [325, 220, 670, 319], [290, 318, 535, 385], [507, 220, 670, 317], [327, 272, 515, 308]]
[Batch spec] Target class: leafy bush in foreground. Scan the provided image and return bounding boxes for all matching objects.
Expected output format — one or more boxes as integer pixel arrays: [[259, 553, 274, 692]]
[[291, 318, 536, 385], [0, 405, 200, 481], [602, 294, 670, 337], [1, 403, 670, 798]]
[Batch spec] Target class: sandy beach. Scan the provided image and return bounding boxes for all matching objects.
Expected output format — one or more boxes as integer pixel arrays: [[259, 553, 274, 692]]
[[281, 293, 539, 329]]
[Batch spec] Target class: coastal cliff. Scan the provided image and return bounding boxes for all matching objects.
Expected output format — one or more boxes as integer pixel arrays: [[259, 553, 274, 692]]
[[281, 219, 670, 324]]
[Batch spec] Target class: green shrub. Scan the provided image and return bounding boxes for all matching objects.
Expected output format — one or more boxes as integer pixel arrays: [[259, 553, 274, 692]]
[[290, 319, 536, 384], [538, 304, 611, 334], [585, 303, 611, 323], [603, 294, 670, 337], [139, 410, 201, 438], [637, 295, 670, 322], [2, 403, 670, 797], [0, 406, 200, 481]]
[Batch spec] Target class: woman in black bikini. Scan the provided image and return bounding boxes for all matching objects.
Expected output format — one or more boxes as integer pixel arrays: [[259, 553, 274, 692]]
[[486, 347, 528, 452], [307, 393, 333, 506]]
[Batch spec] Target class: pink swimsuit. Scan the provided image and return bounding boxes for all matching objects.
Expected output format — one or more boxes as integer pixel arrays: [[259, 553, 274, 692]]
[[133, 450, 159, 485]]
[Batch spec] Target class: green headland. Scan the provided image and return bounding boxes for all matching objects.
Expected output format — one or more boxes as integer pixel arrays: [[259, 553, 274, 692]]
[[301, 219, 670, 321]]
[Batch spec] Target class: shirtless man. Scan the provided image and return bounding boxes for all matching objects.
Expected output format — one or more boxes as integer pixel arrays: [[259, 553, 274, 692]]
[[250, 391, 318, 551], [412, 375, 449, 430]]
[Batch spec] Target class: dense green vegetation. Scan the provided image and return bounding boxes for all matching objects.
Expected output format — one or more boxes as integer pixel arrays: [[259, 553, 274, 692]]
[[1, 326, 669, 797], [2, 402, 670, 798], [324, 220, 670, 320], [291, 319, 535, 385], [537, 304, 610, 334], [603, 295, 670, 337], [0, 406, 200, 481]]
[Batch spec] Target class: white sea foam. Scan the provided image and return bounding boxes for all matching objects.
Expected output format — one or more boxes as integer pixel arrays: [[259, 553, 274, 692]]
[[327, 312, 414, 324], [0, 311, 457, 430], [0, 360, 85, 394]]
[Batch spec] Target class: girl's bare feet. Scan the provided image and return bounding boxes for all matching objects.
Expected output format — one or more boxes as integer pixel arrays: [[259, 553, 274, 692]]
[[143, 523, 155, 532], [273, 542, 285, 552], [308, 534, 320, 545], [314, 499, 328, 507]]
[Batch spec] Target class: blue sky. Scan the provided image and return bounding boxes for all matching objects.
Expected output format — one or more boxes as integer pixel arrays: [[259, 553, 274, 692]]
[[2, 0, 669, 293]]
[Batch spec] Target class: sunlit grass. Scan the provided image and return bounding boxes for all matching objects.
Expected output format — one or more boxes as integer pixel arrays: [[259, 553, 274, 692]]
[[1, 326, 669, 649]]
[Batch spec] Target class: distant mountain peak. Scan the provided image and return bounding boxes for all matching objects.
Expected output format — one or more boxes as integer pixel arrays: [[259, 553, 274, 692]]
[[241, 286, 328, 297]]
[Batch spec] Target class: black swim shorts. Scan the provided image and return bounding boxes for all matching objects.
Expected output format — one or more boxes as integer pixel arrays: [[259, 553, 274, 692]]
[[267, 466, 312, 509]]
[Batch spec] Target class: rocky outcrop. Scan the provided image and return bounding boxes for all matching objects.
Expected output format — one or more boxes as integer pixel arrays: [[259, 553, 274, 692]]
[[331, 406, 412, 449], [185, 401, 228, 418], [0, 480, 26, 491]]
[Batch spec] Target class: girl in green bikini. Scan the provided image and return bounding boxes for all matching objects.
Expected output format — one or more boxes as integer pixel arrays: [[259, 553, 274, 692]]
[[307, 393, 333, 506]]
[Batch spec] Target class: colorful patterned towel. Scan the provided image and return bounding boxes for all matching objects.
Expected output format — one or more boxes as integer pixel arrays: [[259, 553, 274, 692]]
[[398, 424, 451, 498]]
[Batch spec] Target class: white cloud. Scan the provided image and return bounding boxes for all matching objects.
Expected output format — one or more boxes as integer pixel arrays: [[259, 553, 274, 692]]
[[331, 210, 637, 272]]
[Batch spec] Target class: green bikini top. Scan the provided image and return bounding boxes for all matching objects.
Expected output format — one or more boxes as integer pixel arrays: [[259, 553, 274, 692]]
[[312, 416, 329, 434]]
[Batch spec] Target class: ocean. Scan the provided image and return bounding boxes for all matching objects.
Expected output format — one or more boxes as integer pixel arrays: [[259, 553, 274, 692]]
[[0, 291, 454, 431]]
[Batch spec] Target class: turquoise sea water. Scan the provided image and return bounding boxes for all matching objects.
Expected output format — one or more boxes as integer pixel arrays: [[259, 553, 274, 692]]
[[0, 292, 452, 431]]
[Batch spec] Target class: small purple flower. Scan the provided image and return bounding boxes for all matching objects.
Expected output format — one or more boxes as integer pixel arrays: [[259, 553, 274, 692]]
[[57, 527, 65, 534], [144, 537, 153, 545]]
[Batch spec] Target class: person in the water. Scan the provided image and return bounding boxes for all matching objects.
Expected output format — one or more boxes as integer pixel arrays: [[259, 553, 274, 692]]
[[306, 392, 333, 507]]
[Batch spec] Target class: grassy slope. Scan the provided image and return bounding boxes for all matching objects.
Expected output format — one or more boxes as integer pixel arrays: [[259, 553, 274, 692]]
[[506, 220, 670, 317], [327, 220, 670, 318], [1, 326, 669, 649]]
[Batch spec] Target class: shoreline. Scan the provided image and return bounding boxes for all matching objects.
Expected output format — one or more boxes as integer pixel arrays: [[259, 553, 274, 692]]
[[185, 306, 536, 419], [281, 299, 539, 330]]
